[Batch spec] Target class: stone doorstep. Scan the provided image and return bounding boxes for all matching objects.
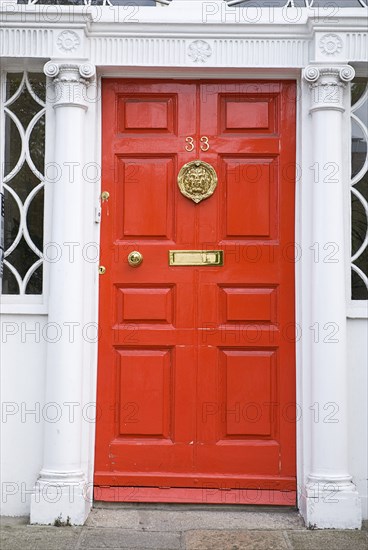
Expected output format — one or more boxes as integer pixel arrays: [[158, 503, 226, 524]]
[[1, 514, 367, 550], [86, 507, 306, 530]]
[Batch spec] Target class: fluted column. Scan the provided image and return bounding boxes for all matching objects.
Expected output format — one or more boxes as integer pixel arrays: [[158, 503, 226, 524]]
[[301, 65, 361, 529], [30, 62, 96, 525]]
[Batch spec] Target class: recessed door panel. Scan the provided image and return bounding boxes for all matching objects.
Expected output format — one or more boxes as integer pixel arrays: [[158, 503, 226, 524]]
[[117, 156, 174, 239], [118, 349, 172, 438]]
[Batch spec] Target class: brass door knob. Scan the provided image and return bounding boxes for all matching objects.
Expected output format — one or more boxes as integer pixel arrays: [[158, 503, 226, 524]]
[[127, 251, 143, 267]]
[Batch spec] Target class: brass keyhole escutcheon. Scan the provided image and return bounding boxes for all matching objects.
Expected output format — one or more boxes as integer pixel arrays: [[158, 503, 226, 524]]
[[128, 251, 143, 267], [99, 266, 106, 275]]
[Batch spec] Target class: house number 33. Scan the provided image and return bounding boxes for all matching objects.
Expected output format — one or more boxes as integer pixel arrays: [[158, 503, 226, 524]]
[[185, 136, 210, 152]]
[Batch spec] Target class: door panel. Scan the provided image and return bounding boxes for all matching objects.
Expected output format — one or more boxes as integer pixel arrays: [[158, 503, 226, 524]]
[[95, 80, 296, 498]]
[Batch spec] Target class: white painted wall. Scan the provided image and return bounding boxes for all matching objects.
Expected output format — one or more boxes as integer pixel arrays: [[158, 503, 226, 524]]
[[0, 314, 47, 516], [0, 306, 99, 518], [347, 318, 368, 519]]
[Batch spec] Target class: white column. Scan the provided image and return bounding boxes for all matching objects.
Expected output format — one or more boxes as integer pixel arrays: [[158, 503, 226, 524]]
[[301, 65, 361, 529], [30, 62, 96, 526]]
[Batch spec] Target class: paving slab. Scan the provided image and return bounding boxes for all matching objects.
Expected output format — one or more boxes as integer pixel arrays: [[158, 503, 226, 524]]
[[184, 530, 289, 550], [137, 509, 305, 532], [78, 527, 181, 549], [85, 509, 141, 529], [2, 510, 368, 550], [0, 525, 82, 550], [0, 516, 29, 527], [285, 530, 368, 550]]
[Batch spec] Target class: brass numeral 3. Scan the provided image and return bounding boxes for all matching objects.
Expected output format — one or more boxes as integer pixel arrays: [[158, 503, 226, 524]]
[[200, 136, 210, 151], [185, 136, 195, 152]]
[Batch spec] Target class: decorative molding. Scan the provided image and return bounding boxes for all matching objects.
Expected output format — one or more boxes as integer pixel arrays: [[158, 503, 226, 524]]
[[88, 37, 310, 68], [56, 30, 81, 53], [44, 62, 96, 110], [319, 33, 343, 56], [303, 65, 355, 113], [187, 40, 212, 63], [0, 28, 54, 58], [346, 32, 368, 61], [0, 9, 367, 68]]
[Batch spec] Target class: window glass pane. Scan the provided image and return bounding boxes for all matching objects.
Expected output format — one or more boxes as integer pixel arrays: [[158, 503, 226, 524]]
[[1, 264, 20, 295], [6, 73, 23, 101], [4, 115, 22, 178], [27, 188, 45, 251], [29, 115, 45, 175], [352, 270, 368, 301], [3, 189, 20, 252], [352, 82, 367, 107], [8, 84, 42, 129], [351, 119, 367, 179], [6, 236, 39, 280], [351, 193, 366, 257], [26, 265, 43, 295]]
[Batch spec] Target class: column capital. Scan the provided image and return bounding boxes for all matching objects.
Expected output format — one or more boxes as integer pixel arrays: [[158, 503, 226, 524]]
[[303, 65, 355, 113], [44, 61, 96, 110]]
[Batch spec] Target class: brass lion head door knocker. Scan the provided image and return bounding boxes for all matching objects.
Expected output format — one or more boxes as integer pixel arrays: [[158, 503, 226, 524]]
[[177, 160, 218, 203]]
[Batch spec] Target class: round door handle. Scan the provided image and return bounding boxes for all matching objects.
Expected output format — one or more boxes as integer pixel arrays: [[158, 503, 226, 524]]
[[127, 251, 143, 267]]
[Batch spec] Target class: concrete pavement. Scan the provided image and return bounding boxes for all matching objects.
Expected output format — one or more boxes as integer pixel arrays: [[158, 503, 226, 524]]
[[1, 504, 367, 549]]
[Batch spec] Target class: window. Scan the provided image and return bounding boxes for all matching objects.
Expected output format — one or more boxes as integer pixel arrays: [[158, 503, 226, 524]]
[[351, 79, 368, 300], [17, 0, 165, 5], [1, 72, 45, 295], [226, 1, 367, 6]]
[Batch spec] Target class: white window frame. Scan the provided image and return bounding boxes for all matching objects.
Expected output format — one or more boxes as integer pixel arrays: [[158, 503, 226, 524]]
[[347, 66, 368, 318], [0, 61, 51, 314]]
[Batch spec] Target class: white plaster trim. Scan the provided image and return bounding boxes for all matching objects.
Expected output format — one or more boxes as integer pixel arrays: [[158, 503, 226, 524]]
[[29, 60, 96, 526], [347, 301, 368, 317], [300, 63, 362, 530], [0, 7, 367, 67]]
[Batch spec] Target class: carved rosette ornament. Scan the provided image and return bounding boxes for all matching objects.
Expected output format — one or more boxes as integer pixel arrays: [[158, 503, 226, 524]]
[[303, 65, 355, 112], [44, 61, 96, 110], [56, 30, 81, 53], [177, 160, 218, 203], [188, 40, 212, 63], [319, 34, 343, 56]]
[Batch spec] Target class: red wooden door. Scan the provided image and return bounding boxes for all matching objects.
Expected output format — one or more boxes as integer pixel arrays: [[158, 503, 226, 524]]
[[95, 80, 296, 504]]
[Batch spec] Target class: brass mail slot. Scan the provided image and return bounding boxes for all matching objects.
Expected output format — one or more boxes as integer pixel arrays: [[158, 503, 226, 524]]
[[169, 250, 224, 266]]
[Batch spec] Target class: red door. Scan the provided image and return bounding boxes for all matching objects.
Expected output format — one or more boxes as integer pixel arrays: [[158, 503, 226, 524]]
[[95, 80, 296, 505]]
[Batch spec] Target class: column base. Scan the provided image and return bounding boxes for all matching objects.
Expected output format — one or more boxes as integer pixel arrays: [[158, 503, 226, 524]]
[[300, 477, 362, 529], [30, 470, 91, 525]]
